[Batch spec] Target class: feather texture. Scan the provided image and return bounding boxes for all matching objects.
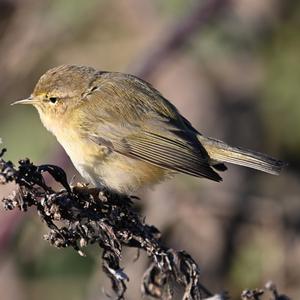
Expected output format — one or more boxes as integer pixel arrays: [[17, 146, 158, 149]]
[[83, 72, 222, 182], [26, 65, 285, 192]]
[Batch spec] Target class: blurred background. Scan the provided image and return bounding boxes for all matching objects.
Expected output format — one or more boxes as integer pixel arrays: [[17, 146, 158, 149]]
[[0, 0, 299, 299]]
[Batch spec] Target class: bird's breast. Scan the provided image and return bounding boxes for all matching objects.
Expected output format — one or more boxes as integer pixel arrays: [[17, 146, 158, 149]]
[[39, 112, 171, 193], [57, 129, 170, 193], [55, 128, 110, 181]]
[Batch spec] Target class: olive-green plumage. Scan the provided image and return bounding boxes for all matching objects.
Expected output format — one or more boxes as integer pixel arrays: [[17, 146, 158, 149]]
[[13, 65, 285, 193]]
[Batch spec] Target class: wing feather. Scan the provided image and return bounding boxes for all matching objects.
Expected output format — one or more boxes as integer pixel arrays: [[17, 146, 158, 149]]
[[91, 129, 222, 181], [84, 72, 222, 182]]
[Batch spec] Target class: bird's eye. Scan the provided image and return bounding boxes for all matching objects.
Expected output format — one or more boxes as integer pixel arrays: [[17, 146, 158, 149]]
[[49, 97, 58, 104]]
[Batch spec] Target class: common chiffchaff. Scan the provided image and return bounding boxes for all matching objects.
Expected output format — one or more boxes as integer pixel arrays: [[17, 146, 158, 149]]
[[12, 65, 284, 193]]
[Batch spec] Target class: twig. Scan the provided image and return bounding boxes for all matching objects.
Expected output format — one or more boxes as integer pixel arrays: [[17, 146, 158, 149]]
[[130, 0, 230, 79], [0, 148, 221, 300], [0, 148, 292, 300]]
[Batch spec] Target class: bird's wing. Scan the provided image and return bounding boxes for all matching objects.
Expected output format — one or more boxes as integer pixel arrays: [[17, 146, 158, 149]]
[[83, 72, 222, 182]]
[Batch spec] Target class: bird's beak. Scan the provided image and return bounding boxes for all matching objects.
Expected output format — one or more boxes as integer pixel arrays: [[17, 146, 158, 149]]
[[11, 96, 39, 106]]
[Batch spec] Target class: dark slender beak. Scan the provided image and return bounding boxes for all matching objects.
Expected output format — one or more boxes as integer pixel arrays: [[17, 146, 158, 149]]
[[11, 96, 39, 106]]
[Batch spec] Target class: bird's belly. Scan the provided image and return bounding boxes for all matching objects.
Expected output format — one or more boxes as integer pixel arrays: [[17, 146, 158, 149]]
[[58, 135, 170, 193], [93, 153, 171, 193]]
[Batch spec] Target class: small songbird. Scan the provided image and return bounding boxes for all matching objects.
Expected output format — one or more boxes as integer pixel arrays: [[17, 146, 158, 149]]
[[13, 65, 284, 194]]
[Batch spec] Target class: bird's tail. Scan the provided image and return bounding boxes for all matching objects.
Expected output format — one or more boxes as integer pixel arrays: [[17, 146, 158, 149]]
[[198, 135, 285, 175]]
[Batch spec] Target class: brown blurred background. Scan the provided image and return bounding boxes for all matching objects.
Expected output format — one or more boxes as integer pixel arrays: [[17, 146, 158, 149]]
[[0, 0, 299, 299]]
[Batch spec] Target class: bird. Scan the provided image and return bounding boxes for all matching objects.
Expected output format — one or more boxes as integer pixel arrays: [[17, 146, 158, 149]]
[[12, 65, 285, 194]]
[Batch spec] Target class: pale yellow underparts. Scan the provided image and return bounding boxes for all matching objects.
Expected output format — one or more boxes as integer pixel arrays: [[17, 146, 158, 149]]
[[39, 108, 169, 194]]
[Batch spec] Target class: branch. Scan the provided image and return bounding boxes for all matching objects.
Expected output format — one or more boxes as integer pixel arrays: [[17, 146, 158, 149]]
[[0, 148, 291, 300], [130, 0, 230, 79], [0, 148, 218, 300]]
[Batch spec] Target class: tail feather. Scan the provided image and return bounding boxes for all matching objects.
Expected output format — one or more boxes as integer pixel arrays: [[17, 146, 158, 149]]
[[198, 136, 286, 175]]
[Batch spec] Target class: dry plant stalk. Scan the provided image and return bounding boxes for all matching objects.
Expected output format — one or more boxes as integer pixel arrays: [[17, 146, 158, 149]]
[[0, 148, 290, 300]]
